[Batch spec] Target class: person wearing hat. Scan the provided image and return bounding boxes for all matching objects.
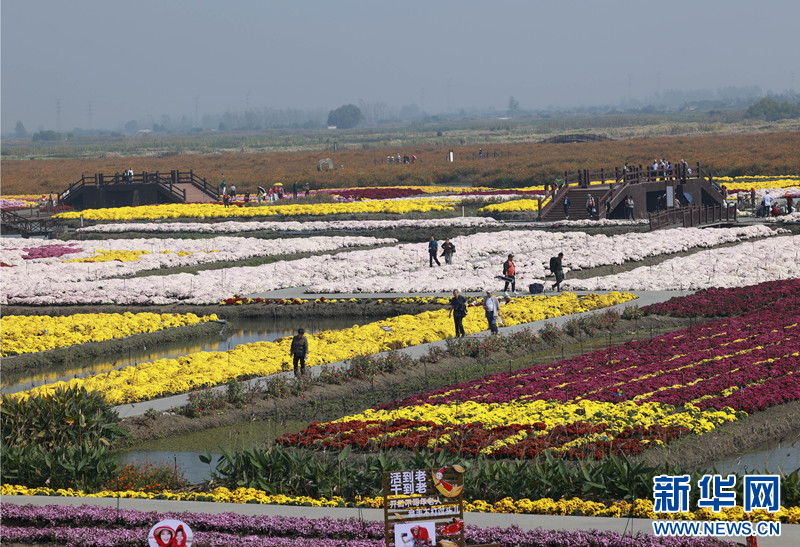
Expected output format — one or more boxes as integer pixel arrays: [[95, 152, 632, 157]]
[[501, 254, 517, 296], [483, 290, 502, 335]]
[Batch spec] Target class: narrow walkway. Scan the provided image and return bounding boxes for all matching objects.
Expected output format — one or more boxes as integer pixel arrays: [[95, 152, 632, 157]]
[[114, 290, 687, 418], [2, 495, 797, 546]]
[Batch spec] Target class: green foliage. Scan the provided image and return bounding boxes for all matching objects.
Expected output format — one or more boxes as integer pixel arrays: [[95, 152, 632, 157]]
[[538, 322, 564, 345], [14, 121, 27, 138], [622, 305, 644, 320], [0, 386, 125, 490], [746, 97, 800, 121], [327, 104, 364, 129], [182, 389, 227, 417], [207, 445, 800, 507], [31, 130, 62, 142]]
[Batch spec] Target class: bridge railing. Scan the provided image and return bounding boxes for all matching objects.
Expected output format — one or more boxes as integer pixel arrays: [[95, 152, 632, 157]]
[[649, 204, 737, 230]]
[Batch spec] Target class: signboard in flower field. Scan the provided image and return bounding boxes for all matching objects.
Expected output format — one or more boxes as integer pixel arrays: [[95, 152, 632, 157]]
[[383, 465, 465, 547], [383, 465, 498, 547]]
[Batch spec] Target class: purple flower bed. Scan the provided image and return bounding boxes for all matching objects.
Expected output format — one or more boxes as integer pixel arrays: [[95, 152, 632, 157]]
[[20, 243, 83, 260], [0, 504, 733, 547], [642, 279, 800, 317]]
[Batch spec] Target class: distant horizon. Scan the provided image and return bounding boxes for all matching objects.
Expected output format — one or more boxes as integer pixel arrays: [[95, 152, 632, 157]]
[[3, 0, 798, 134]]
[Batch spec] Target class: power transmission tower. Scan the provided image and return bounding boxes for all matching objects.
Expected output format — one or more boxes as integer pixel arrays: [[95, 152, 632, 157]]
[[55, 99, 62, 132], [194, 95, 200, 125], [87, 100, 93, 130]]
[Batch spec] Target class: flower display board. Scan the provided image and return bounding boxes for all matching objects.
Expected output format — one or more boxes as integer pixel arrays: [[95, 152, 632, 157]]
[[384, 466, 499, 547]]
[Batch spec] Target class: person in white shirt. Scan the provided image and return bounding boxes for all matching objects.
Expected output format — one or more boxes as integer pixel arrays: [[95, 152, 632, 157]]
[[483, 291, 502, 335]]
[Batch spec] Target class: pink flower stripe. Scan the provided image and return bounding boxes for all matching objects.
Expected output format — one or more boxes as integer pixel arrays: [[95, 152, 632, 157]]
[[20, 244, 83, 260]]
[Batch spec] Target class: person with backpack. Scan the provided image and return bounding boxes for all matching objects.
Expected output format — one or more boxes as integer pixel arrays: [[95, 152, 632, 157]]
[[586, 194, 596, 219], [563, 196, 571, 219], [501, 254, 517, 296], [441, 238, 456, 264], [448, 289, 468, 338], [290, 328, 309, 377]]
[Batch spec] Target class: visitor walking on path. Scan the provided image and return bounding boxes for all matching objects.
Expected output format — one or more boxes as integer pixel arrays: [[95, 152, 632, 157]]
[[448, 289, 468, 338], [563, 196, 571, 219], [549, 252, 565, 292], [500, 254, 517, 295], [428, 236, 441, 267], [587, 194, 596, 218], [290, 328, 309, 377], [483, 291, 502, 335], [441, 238, 456, 264], [293, 181, 299, 198]]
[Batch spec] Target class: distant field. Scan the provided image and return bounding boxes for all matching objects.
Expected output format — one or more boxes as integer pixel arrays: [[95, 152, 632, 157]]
[[2, 131, 798, 195]]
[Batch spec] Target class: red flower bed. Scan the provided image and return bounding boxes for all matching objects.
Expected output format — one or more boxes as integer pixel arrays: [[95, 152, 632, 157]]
[[642, 278, 800, 317], [324, 188, 425, 200]]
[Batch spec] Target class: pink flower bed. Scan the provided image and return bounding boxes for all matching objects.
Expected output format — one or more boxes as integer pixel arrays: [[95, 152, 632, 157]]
[[20, 244, 83, 260]]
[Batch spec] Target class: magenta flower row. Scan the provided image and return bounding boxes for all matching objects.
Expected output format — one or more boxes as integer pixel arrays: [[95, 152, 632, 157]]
[[380, 291, 799, 413], [642, 278, 800, 317]]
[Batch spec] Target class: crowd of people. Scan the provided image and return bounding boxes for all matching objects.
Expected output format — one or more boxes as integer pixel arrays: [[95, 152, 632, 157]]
[[386, 152, 417, 164]]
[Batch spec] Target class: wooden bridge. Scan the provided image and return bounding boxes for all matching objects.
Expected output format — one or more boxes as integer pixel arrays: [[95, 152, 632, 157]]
[[1, 207, 66, 237], [537, 162, 731, 228], [59, 170, 219, 210]]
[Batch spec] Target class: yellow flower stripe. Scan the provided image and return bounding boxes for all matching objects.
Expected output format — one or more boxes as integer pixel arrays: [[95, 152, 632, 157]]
[[61, 249, 152, 262], [1, 312, 218, 357], [336, 399, 740, 453], [718, 177, 799, 192], [53, 198, 454, 221], [3, 485, 796, 523], [11, 292, 636, 405], [479, 198, 547, 213]]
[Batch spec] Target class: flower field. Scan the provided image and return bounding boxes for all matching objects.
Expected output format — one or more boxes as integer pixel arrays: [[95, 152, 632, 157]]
[[53, 198, 454, 221], [278, 284, 799, 459], [4, 132, 799, 195], [77, 216, 503, 234], [566, 234, 800, 291], [0, 502, 740, 547], [642, 278, 800, 317], [3, 485, 799, 524], [0, 235, 395, 285], [0, 225, 779, 305], [1, 312, 218, 357], [10, 292, 635, 405]]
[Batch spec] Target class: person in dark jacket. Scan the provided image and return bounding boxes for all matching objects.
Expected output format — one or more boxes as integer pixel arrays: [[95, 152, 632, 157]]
[[549, 252, 565, 292], [448, 289, 468, 337], [428, 236, 441, 267], [441, 238, 456, 264], [290, 328, 309, 376]]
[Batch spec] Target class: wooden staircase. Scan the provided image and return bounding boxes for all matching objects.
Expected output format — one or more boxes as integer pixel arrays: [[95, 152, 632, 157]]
[[540, 185, 617, 221]]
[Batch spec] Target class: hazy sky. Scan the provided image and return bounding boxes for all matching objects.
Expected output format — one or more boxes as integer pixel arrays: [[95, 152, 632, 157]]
[[3, 0, 799, 133]]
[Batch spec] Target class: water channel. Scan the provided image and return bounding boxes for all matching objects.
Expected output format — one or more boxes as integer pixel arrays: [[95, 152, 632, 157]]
[[3, 316, 377, 394]]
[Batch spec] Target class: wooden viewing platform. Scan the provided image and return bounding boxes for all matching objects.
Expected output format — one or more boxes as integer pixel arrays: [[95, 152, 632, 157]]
[[537, 162, 730, 226], [58, 170, 219, 210]]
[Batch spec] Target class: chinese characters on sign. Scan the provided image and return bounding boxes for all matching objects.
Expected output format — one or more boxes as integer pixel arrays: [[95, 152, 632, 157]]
[[384, 466, 466, 547], [651, 474, 781, 539]]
